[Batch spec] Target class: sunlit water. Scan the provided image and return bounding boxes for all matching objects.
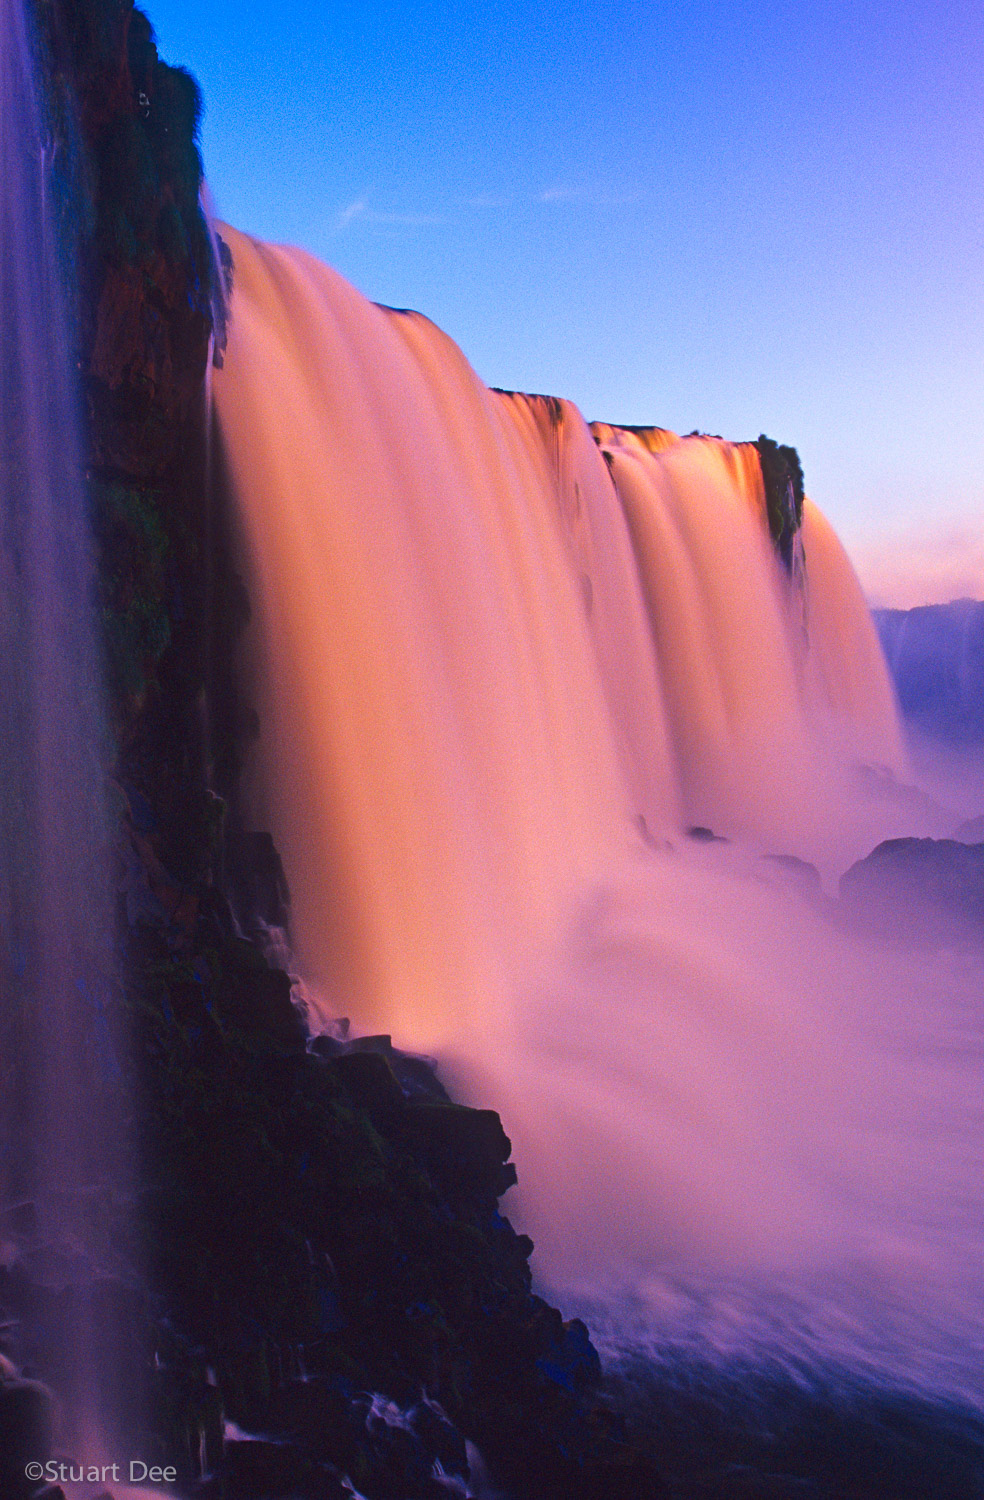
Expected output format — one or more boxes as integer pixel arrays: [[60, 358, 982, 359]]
[[213, 225, 984, 1483]]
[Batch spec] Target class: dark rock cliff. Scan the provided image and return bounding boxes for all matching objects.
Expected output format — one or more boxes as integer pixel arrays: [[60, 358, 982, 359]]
[[754, 434, 804, 573]]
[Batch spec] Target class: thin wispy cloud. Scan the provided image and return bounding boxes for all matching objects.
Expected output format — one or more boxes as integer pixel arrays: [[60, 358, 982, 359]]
[[538, 183, 646, 207], [332, 196, 444, 235], [334, 198, 369, 231], [331, 185, 646, 237], [374, 209, 445, 227], [538, 184, 582, 203]]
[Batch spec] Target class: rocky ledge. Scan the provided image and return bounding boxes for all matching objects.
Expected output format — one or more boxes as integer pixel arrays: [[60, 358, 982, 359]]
[[839, 837, 984, 941]]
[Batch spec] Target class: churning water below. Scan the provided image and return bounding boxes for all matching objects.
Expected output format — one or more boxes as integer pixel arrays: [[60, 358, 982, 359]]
[[480, 850, 984, 1420]]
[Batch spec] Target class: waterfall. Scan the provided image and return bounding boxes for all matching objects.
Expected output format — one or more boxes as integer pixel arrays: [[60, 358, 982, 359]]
[[0, 0, 133, 1461], [214, 226, 906, 1041], [214, 226, 983, 1402], [597, 426, 905, 844]]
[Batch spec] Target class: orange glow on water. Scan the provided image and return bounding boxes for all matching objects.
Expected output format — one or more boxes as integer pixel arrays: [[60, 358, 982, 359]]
[[598, 432, 907, 853], [213, 229, 982, 1329], [217, 230, 642, 1045]]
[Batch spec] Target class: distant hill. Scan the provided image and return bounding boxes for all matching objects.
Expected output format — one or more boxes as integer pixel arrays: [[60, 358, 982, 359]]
[[875, 600, 984, 744]]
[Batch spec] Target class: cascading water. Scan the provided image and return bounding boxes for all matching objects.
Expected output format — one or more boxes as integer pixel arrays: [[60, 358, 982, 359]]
[[597, 425, 906, 854], [0, 0, 134, 1466], [214, 225, 984, 1447]]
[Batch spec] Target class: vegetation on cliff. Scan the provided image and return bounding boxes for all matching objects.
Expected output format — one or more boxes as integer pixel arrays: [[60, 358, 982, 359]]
[[754, 434, 804, 572]]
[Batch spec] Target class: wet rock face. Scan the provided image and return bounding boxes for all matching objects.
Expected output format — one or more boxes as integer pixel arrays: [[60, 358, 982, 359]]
[[761, 854, 822, 900], [35, 0, 229, 899], [687, 825, 728, 844], [0, 1371, 54, 1499], [840, 837, 984, 941], [123, 915, 681, 1498], [40, 0, 215, 478], [121, 923, 602, 1496], [754, 435, 804, 572]]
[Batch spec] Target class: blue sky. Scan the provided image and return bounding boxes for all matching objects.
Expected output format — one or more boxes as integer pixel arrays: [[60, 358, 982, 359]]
[[149, 0, 983, 600]]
